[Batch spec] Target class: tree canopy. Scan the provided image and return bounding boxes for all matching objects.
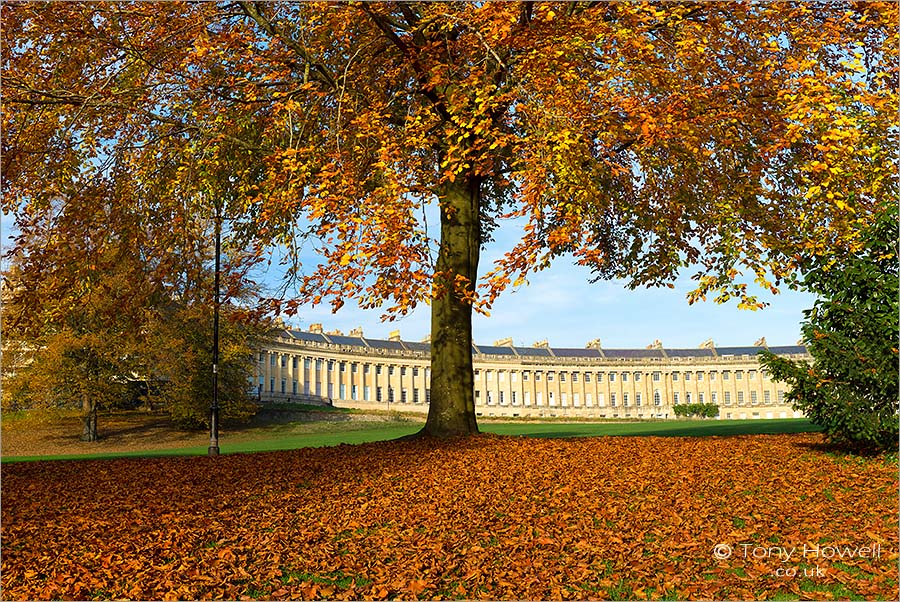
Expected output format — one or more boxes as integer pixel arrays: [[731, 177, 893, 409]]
[[3, 1, 897, 435]]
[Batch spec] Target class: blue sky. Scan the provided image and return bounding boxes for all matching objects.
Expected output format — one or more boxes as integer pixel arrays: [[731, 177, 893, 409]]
[[282, 262, 815, 349], [268, 211, 817, 349]]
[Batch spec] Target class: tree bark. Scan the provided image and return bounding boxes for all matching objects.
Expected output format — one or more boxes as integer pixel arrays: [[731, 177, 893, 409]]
[[81, 393, 99, 442], [423, 175, 482, 437]]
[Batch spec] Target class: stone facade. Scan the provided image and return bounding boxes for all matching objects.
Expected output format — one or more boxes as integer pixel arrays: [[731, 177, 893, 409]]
[[254, 326, 809, 420]]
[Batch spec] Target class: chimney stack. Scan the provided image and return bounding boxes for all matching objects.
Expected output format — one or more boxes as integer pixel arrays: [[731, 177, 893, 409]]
[[309, 323, 323, 334]]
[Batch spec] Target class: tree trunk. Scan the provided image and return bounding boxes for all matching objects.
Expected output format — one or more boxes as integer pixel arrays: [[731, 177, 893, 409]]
[[423, 175, 482, 437], [81, 393, 99, 442]]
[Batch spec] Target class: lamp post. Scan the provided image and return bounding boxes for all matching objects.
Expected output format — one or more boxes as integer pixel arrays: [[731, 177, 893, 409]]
[[208, 203, 222, 456]]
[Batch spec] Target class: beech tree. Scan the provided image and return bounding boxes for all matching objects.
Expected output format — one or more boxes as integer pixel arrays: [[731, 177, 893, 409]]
[[3, 2, 897, 436]]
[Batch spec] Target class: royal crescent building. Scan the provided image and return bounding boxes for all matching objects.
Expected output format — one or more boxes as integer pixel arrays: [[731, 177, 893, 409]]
[[254, 324, 809, 420]]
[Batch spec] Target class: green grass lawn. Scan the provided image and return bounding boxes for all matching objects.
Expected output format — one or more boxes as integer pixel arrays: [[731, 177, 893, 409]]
[[1, 418, 820, 463]]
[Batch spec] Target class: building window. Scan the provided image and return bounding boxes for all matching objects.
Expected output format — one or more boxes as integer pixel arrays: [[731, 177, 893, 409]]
[[572, 372, 579, 383], [548, 391, 556, 405], [652, 371, 661, 382], [609, 372, 617, 382], [426, 389, 431, 403], [697, 371, 703, 381], [561, 392, 567, 405], [523, 371, 530, 381], [270, 377, 275, 392], [474, 369, 481, 379], [671, 372, 679, 382], [351, 385, 358, 400], [316, 359, 323, 370], [364, 386, 371, 401], [673, 392, 679, 404], [292, 381, 298, 395], [573, 393, 580, 405], [475, 390, 481, 400], [340, 384, 346, 399], [635, 392, 642, 406], [559, 372, 566, 382], [622, 372, 629, 382], [499, 371, 506, 382], [364, 364, 370, 374], [723, 371, 730, 380], [778, 390, 785, 402], [524, 391, 531, 405], [764, 390, 771, 404], [328, 360, 335, 371], [548, 372, 555, 382], [749, 370, 757, 380], [281, 379, 287, 394], [486, 391, 494, 405], [389, 366, 395, 376], [401, 367, 407, 377], [388, 387, 394, 402], [536, 392, 543, 405], [413, 389, 419, 403], [270, 355, 276, 366], [724, 391, 731, 404], [413, 367, 419, 377], [499, 391, 505, 404], [585, 373, 592, 383], [653, 391, 661, 406], [351, 363, 358, 373], [512, 391, 518, 404], [340, 362, 346, 372], [684, 372, 691, 381], [737, 391, 745, 404], [401, 389, 408, 403], [750, 391, 758, 404], [535, 372, 542, 382], [376, 365, 382, 375], [512, 371, 518, 383], [634, 372, 641, 382], [711, 392, 718, 404], [376, 387, 383, 402], [698, 392, 705, 403], [586, 393, 593, 406], [610, 392, 617, 407], [709, 371, 717, 381], [736, 371, 744, 380], [685, 392, 692, 403]]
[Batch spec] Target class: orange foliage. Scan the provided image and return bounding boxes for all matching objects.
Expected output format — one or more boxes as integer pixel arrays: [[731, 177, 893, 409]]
[[2, 433, 896, 600]]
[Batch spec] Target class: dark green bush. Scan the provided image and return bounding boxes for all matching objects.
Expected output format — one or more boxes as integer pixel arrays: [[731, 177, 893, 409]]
[[760, 202, 898, 453]]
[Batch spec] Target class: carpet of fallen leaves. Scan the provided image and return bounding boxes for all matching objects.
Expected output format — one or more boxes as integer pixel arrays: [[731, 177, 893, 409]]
[[1, 433, 897, 600]]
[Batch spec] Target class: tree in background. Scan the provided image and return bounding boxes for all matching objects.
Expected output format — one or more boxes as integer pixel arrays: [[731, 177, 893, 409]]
[[1, 178, 270, 439], [760, 203, 899, 452], [3, 2, 897, 436]]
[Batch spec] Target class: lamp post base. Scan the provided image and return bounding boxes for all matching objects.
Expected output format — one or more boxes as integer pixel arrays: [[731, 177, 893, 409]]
[[208, 445, 220, 456]]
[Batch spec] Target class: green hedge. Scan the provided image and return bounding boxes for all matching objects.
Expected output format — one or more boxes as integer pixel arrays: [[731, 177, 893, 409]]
[[673, 403, 719, 419]]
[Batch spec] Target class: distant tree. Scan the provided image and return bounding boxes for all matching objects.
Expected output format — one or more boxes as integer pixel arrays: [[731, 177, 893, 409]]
[[3, 2, 897, 436], [1, 191, 159, 440], [147, 298, 270, 430], [760, 203, 899, 453], [1, 178, 268, 439]]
